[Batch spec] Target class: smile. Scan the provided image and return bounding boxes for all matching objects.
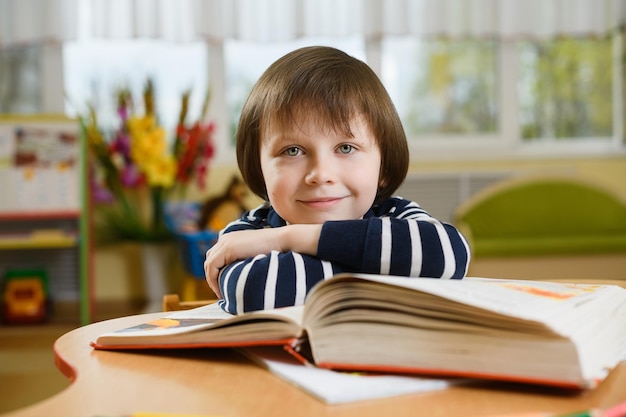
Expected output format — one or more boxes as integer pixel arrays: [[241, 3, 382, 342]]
[[298, 197, 346, 208]]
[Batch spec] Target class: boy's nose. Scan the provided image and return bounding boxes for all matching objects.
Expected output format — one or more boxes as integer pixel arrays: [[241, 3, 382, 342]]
[[305, 157, 335, 185]]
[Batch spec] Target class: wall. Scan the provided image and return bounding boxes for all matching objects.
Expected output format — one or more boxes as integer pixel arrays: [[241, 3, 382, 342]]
[[94, 156, 626, 304]]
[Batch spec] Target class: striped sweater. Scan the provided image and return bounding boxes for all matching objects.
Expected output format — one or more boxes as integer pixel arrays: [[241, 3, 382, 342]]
[[217, 196, 471, 314]]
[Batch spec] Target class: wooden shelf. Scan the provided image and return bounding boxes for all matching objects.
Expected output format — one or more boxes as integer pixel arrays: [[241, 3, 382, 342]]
[[0, 231, 77, 249], [0, 115, 93, 325], [0, 211, 80, 221]]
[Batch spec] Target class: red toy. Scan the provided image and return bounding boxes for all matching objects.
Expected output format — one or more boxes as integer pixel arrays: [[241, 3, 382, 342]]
[[2, 269, 48, 324]]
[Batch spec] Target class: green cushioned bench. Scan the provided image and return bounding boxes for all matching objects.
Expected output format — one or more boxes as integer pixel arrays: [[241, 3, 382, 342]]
[[454, 175, 626, 258]]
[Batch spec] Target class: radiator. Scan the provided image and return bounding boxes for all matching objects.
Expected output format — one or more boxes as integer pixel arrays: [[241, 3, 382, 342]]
[[394, 172, 512, 224]]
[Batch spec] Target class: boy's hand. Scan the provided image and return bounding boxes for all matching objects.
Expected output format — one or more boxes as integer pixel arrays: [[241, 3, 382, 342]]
[[204, 225, 322, 298]]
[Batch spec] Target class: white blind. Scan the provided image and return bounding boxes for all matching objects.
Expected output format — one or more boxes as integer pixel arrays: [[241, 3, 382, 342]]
[[1, 0, 625, 45], [0, 0, 79, 44]]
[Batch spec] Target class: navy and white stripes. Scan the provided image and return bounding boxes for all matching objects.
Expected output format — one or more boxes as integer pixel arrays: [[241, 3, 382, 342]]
[[216, 197, 471, 314]]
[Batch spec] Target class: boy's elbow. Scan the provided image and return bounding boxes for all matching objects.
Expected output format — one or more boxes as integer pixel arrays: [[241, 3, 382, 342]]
[[452, 244, 471, 279], [220, 292, 267, 315], [447, 224, 471, 279]]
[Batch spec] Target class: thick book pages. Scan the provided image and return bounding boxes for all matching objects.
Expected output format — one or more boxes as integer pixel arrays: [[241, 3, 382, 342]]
[[300, 275, 626, 389], [92, 275, 626, 389], [92, 302, 304, 348]]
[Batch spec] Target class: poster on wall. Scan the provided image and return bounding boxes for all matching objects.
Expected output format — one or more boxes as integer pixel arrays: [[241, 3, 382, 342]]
[[0, 116, 80, 213]]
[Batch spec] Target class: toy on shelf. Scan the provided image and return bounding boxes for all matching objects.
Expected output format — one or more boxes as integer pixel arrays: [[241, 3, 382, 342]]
[[164, 176, 250, 301], [197, 176, 249, 231], [2, 268, 49, 325], [163, 204, 217, 301], [166, 176, 249, 278], [165, 203, 218, 279]]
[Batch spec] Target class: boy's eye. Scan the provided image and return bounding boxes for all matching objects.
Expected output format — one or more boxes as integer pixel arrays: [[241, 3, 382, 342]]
[[284, 146, 301, 156], [338, 144, 355, 154]]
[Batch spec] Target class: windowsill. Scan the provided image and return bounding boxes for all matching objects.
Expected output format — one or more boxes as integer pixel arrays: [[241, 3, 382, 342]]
[[407, 138, 626, 163]]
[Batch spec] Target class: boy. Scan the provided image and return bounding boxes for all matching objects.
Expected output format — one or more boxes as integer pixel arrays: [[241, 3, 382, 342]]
[[205, 46, 470, 314]]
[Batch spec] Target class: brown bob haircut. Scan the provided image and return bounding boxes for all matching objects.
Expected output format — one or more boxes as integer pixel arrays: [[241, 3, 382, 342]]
[[236, 46, 409, 204]]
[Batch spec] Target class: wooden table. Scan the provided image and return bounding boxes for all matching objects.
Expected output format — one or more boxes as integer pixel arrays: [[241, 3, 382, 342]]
[[4, 312, 626, 417]]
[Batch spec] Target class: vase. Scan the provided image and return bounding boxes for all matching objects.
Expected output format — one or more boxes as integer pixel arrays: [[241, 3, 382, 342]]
[[140, 242, 174, 313]]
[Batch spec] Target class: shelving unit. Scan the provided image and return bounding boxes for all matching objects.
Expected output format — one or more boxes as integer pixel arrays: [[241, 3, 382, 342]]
[[0, 115, 93, 325]]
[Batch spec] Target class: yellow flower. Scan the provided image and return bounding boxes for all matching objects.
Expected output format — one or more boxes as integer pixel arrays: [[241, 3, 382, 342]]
[[128, 115, 157, 138], [86, 125, 103, 146], [131, 127, 167, 164], [128, 115, 169, 174], [142, 154, 177, 188]]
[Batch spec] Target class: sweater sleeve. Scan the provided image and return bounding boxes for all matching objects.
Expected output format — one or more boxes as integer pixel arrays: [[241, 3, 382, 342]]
[[217, 250, 343, 314], [215, 203, 347, 314], [316, 198, 470, 279], [317, 218, 469, 278], [215, 198, 471, 314]]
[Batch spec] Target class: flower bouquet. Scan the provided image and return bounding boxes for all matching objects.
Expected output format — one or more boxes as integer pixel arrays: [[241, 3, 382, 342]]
[[84, 79, 215, 242]]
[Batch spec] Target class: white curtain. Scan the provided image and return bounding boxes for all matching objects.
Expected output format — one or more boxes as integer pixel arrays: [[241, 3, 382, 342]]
[[0, 0, 79, 44], [1, 0, 625, 45], [380, 0, 626, 39]]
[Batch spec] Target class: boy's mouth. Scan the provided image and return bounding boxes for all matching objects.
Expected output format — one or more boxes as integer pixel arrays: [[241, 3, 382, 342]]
[[298, 196, 346, 209]]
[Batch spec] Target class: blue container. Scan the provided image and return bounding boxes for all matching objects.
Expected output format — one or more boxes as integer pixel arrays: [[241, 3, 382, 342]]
[[175, 230, 218, 278], [164, 202, 219, 279]]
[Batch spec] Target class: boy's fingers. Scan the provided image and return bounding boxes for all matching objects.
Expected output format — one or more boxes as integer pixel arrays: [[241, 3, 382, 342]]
[[204, 249, 223, 298]]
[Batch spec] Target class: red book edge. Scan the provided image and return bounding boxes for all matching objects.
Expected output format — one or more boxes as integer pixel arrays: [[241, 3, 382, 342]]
[[90, 337, 298, 351], [314, 361, 592, 391]]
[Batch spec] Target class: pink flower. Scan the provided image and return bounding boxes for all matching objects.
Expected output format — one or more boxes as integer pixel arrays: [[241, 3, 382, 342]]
[[120, 164, 144, 188]]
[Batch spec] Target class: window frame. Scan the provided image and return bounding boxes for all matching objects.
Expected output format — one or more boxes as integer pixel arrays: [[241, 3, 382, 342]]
[[30, 30, 626, 163]]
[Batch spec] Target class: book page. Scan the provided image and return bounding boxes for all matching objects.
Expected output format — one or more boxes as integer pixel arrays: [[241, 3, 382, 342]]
[[94, 303, 306, 347], [306, 274, 620, 331], [166, 302, 305, 324], [240, 346, 452, 404]]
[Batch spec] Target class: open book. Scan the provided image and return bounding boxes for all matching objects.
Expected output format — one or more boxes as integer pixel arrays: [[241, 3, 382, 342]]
[[92, 274, 626, 390]]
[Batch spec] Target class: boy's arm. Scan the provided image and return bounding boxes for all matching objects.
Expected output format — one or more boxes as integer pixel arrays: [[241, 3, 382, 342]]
[[216, 249, 342, 315], [317, 216, 470, 279], [213, 212, 470, 314], [317, 197, 470, 279], [208, 198, 471, 314], [204, 225, 321, 298]]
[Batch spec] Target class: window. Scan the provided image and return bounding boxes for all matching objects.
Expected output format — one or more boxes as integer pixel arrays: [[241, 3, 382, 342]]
[[381, 33, 620, 154], [63, 39, 208, 133], [224, 36, 365, 142], [382, 37, 498, 137], [1, 31, 623, 161], [0, 44, 41, 114], [518, 36, 613, 142]]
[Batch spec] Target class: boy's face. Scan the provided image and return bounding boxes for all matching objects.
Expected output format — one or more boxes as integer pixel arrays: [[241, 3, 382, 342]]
[[260, 115, 382, 224]]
